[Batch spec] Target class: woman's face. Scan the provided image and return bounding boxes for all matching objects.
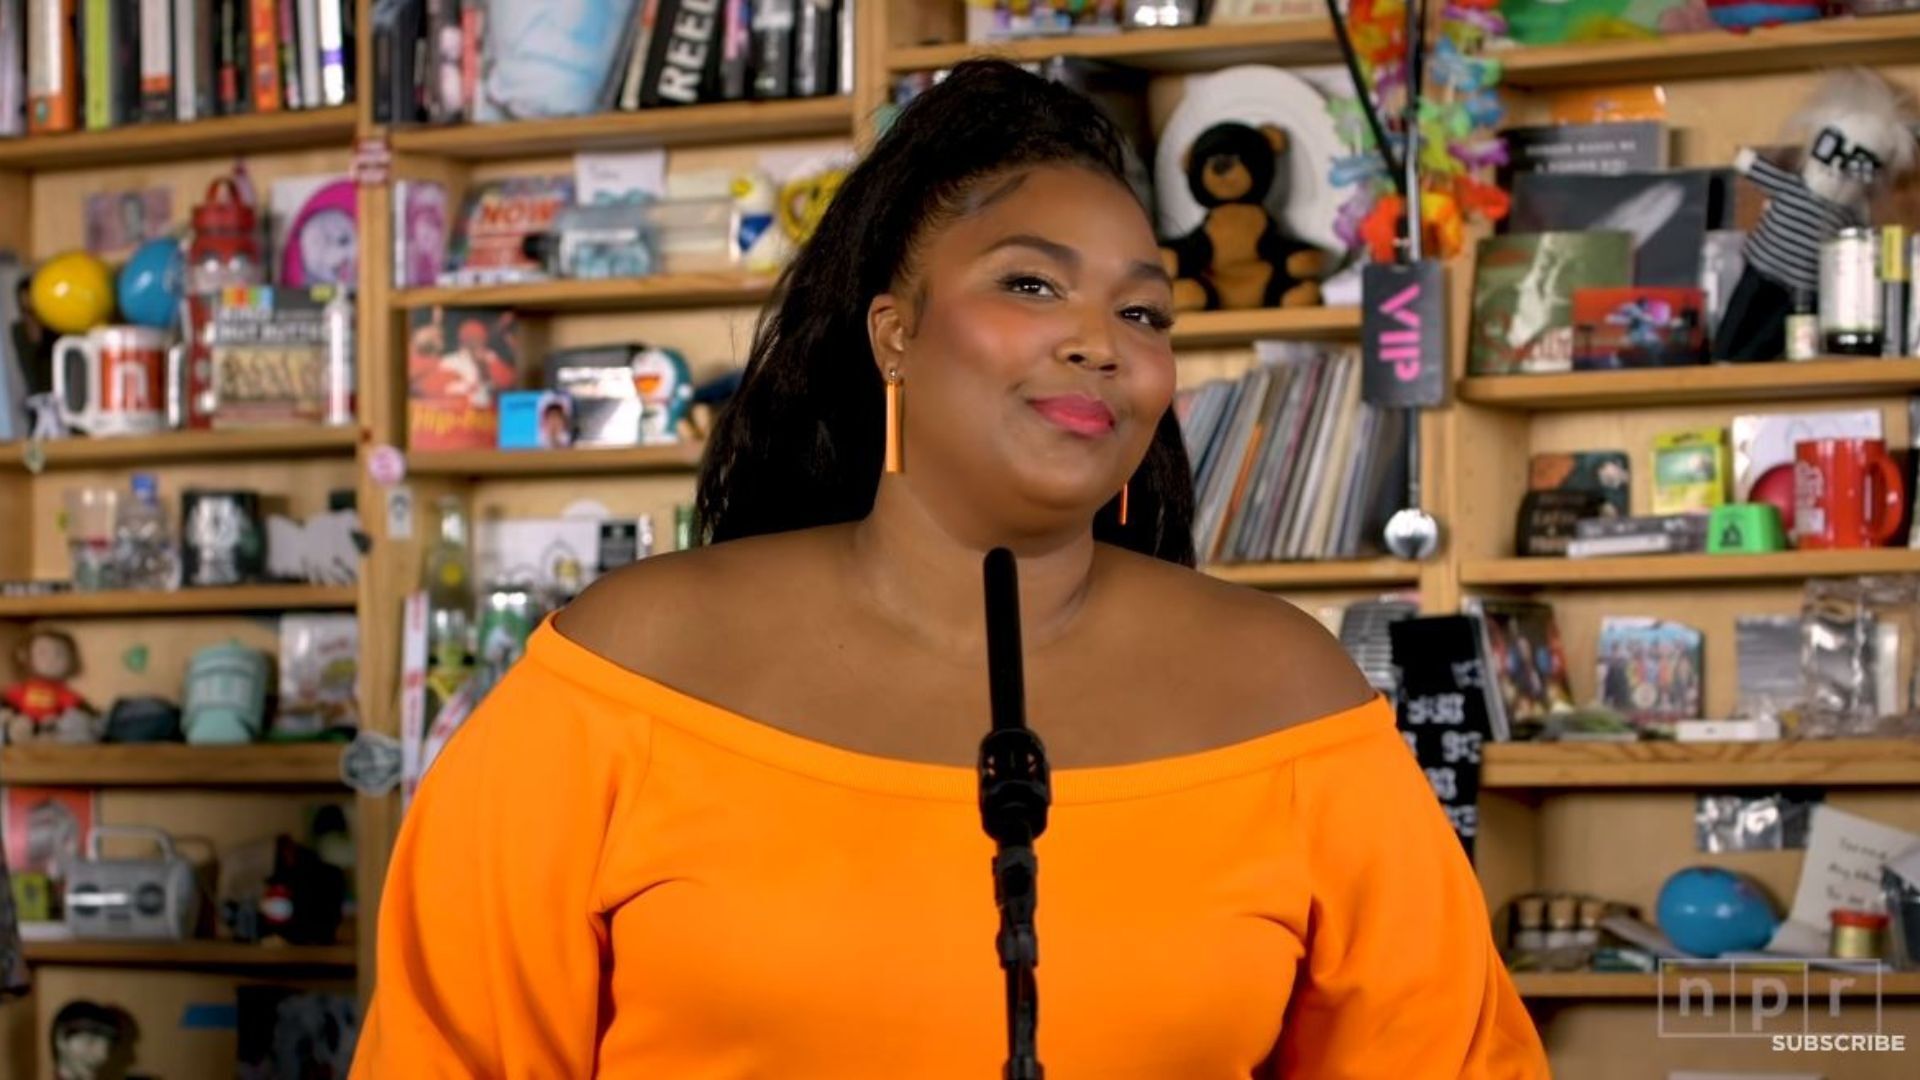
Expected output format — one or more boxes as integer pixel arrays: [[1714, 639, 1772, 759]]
[[872, 164, 1176, 531]]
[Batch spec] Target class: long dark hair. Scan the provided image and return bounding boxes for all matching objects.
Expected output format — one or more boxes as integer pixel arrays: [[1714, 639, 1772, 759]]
[[695, 59, 1196, 566]]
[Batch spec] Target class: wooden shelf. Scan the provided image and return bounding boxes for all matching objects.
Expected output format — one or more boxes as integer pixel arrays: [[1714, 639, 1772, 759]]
[[1497, 14, 1920, 89], [394, 272, 776, 314], [1171, 307, 1360, 349], [1456, 359, 1920, 411], [0, 106, 357, 170], [408, 442, 704, 477], [0, 584, 355, 618], [888, 20, 1338, 73], [22, 940, 355, 969], [1204, 558, 1419, 589], [1461, 549, 1920, 588], [1513, 970, 1920, 1000], [0, 743, 346, 788], [389, 97, 853, 159], [1483, 738, 1920, 789], [1, 426, 359, 471]]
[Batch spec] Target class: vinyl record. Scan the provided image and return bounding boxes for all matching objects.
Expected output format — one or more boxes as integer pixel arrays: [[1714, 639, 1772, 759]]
[[1154, 65, 1344, 254]]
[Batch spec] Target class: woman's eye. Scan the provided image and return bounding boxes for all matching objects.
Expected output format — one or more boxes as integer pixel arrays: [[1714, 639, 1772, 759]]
[[1122, 305, 1174, 331], [1000, 274, 1059, 298]]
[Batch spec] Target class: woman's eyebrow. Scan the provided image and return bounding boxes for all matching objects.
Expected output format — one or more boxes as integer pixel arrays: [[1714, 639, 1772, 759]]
[[982, 233, 1079, 267]]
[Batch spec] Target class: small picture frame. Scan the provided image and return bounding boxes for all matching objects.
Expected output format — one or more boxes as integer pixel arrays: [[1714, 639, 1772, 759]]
[[498, 391, 574, 450]]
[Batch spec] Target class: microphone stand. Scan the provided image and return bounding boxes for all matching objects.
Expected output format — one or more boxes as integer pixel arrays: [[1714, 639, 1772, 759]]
[[979, 547, 1051, 1080]]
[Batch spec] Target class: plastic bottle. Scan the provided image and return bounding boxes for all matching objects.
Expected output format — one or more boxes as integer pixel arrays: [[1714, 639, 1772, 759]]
[[422, 496, 474, 653], [115, 473, 179, 591]]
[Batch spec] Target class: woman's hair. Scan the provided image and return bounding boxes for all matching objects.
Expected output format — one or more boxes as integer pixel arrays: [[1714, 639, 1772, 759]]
[[695, 59, 1196, 566]]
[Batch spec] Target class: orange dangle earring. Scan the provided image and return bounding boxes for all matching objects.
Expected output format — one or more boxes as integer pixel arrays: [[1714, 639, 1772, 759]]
[[1118, 482, 1129, 526], [884, 367, 903, 474]]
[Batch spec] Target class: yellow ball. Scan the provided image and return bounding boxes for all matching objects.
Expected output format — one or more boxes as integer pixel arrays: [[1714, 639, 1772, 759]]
[[30, 250, 116, 334]]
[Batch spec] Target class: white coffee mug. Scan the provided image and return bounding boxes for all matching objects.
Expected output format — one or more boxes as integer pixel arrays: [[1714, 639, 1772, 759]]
[[52, 325, 174, 436]]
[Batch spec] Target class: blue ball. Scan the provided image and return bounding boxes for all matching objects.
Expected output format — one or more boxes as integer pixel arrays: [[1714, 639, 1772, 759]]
[[1657, 867, 1779, 958], [117, 237, 185, 329]]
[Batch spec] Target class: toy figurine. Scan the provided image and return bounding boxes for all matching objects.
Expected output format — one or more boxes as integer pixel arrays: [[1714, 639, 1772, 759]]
[[1160, 121, 1326, 311], [1714, 69, 1920, 361], [50, 1000, 134, 1080], [2, 630, 100, 744]]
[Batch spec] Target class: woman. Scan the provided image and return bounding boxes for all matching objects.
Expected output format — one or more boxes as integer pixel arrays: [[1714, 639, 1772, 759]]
[[353, 61, 1546, 1078]]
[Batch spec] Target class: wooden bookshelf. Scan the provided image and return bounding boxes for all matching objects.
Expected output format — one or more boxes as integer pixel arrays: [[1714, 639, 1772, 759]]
[[1457, 359, 1920, 411], [21, 940, 355, 970], [0, 584, 356, 618], [1496, 14, 1920, 89], [1482, 738, 1920, 789], [887, 19, 1338, 73], [1512, 970, 1920, 1000], [1460, 550, 1920, 588], [0, 427, 359, 470], [393, 271, 777, 314], [0, 743, 346, 787], [0, 106, 357, 170], [1204, 558, 1419, 589], [1170, 306, 1361, 349], [389, 97, 855, 159], [407, 442, 705, 477]]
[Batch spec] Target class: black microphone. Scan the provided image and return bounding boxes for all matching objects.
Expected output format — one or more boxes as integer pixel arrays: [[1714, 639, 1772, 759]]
[[979, 547, 1049, 1079]]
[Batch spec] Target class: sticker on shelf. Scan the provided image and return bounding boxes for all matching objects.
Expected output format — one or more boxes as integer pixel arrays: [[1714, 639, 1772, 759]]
[[121, 645, 148, 674], [366, 444, 406, 487], [341, 730, 404, 796], [352, 137, 393, 187], [386, 486, 415, 542]]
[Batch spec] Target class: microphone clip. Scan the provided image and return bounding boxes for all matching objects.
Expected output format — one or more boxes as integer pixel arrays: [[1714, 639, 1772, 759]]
[[978, 727, 1052, 847]]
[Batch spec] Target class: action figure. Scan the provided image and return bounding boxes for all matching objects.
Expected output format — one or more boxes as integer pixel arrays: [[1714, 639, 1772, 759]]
[[1714, 69, 1919, 360]]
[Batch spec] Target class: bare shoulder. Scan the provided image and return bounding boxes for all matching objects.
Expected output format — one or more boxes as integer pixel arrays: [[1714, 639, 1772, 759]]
[[553, 529, 825, 677], [1102, 547, 1378, 731]]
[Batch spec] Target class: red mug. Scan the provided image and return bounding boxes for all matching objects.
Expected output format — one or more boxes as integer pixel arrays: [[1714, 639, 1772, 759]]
[[52, 325, 173, 436], [1793, 437, 1906, 549]]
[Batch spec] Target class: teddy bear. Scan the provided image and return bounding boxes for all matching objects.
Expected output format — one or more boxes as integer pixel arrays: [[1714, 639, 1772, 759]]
[[1160, 121, 1327, 312]]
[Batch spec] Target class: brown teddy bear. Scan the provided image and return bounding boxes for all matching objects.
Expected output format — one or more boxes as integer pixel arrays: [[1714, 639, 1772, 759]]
[[1160, 121, 1326, 311]]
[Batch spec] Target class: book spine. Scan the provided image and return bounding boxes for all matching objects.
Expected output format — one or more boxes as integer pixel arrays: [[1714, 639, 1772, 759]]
[[114, 0, 137, 121], [314, 0, 341, 105], [139, 0, 172, 120], [458, 0, 477, 118], [717, 0, 746, 100], [248, 0, 278, 110], [0, 0, 23, 135], [837, 0, 852, 96], [422, 0, 457, 121], [82, 0, 109, 129], [750, 0, 792, 100], [294, 0, 317, 106], [275, 0, 297, 108], [172, 0, 195, 120], [791, 0, 829, 98], [214, 0, 233, 112], [629, 0, 668, 110]]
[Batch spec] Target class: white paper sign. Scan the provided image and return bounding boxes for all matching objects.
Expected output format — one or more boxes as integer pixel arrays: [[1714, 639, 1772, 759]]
[[1767, 805, 1920, 955]]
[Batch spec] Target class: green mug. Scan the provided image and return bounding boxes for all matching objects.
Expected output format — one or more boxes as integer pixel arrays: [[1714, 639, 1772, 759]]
[[1708, 503, 1788, 554]]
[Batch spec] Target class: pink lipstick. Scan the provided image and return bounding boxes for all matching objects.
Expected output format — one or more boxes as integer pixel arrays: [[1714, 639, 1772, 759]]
[[1029, 395, 1115, 437]]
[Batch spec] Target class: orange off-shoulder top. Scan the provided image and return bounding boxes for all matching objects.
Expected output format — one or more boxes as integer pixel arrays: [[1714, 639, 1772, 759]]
[[350, 622, 1548, 1078]]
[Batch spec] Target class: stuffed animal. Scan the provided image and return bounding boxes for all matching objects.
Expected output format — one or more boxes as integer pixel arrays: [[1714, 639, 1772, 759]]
[[1159, 121, 1326, 311], [1, 630, 99, 745], [1713, 69, 1919, 361]]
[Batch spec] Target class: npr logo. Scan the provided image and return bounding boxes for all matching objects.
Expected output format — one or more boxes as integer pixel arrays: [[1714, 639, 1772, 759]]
[[1657, 959, 1900, 1051]]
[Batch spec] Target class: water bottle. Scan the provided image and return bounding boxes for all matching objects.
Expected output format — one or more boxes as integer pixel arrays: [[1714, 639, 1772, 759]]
[[115, 473, 179, 592]]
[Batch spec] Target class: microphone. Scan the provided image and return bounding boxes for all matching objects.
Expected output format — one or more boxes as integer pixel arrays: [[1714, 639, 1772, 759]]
[[979, 547, 1049, 1079]]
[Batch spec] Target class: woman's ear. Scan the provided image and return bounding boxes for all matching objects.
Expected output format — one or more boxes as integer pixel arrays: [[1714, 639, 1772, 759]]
[[868, 292, 908, 374]]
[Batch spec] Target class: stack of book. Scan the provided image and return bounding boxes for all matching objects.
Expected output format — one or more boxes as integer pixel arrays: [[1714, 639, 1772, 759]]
[[1179, 347, 1406, 565], [372, 0, 852, 127], [0, 0, 355, 136]]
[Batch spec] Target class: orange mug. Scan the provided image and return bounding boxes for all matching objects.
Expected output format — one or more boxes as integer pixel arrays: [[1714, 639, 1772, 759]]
[[1793, 438, 1906, 549]]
